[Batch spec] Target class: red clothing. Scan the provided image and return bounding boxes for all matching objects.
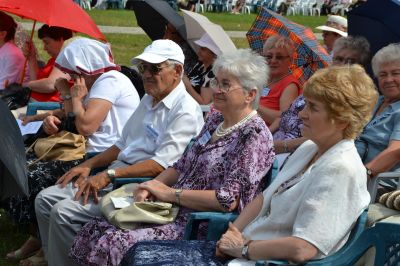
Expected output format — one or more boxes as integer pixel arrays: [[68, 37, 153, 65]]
[[30, 57, 61, 102], [259, 74, 301, 111]]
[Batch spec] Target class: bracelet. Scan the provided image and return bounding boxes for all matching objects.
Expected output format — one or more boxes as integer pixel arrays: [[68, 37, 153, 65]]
[[60, 94, 72, 101], [175, 189, 183, 205], [283, 140, 288, 153]]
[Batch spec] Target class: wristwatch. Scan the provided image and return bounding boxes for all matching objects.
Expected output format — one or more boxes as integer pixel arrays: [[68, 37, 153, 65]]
[[241, 240, 253, 260], [366, 167, 372, 178], [106, 169, 116, 181], [175, 189, 183, 205], [60, 94, 72, 101]]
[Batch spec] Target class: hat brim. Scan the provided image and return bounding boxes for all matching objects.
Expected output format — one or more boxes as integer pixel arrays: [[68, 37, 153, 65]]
[[315, 25, 347, 37], [131, 52, 170, 65], [193, 39, 220, 56]]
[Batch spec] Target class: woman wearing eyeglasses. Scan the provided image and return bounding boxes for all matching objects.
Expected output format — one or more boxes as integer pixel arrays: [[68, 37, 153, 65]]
[[69, 49, 275, 266], [258, 35, 302, 126], [122, 65, 377, 266], [273, 36, 371, 166]]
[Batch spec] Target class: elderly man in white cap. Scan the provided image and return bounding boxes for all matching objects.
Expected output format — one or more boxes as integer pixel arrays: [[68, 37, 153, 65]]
[[316, 15, 348, 56], [34, 39, 204, 266], [183, 33, 220, 105]]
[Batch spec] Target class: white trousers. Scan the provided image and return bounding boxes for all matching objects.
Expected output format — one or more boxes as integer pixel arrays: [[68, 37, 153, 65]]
[[35, 183, 111, 266]]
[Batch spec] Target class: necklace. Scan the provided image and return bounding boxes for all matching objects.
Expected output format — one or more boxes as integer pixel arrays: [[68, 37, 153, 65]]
[[215, 110, 257, 137]]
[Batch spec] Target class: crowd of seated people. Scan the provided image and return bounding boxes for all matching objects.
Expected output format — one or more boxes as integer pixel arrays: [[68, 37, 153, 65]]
[[3, 37, 140, 265], [3, 16, 400, 265]]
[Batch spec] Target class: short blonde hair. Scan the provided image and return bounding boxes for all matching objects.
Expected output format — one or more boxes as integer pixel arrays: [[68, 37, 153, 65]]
[[263, 35, 295, 57], [303, 65, 378, 139]]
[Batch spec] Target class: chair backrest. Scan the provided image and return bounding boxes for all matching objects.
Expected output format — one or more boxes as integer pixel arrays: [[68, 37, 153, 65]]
[[263, 208, 369, 266]]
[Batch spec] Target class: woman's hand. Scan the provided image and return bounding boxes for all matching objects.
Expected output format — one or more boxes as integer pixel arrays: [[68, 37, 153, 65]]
[[55, 78, 71, 96], [137, 180, 175, 202], [22, 40, 36, 60], [42, 115, 61, 135], [217, 222, 247, 258], [132, 186, 152, 202], [71, 76, 88, 101]]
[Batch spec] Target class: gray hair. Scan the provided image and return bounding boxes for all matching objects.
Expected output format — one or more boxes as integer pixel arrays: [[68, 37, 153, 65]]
[[332, 36, 370, 67], [212, 49, 269, 109], [166, 59, 184, 78], [372, 43, 400, 77], [263, 35, 295, 57]]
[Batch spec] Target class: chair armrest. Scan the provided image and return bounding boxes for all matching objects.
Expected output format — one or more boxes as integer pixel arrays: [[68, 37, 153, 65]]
[[26, 101, 60, 116], [112, 177, 154, 189], [183, 212, 238, 241], [368, 172, 400, 203]]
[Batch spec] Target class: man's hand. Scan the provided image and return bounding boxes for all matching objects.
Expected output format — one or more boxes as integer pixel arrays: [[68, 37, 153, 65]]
[[56, 165, 91, 188], [217, 222, 246, 258], [42, 115, 61, 135], [74, 171, 111, 205]]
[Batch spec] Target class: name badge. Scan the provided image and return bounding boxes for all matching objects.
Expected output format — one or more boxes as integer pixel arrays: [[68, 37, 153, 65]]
[[145, 124, 159, 142], [261, 87, 270, 97], [198, 130, 211, 145]]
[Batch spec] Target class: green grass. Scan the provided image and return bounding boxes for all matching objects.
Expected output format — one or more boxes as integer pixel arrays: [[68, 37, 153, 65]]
[[0, 210, 28, 266]]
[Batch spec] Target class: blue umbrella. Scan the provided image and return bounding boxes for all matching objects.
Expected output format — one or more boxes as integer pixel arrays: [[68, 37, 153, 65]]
[[348, 0, 400, 57]]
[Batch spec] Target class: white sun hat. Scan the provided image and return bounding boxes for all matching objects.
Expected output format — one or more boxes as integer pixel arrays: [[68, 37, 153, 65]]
[[194, 33, 221, 56], [316, 15, 348, 37], [55, 38, 119, 75], [131, 39, 185, 65]]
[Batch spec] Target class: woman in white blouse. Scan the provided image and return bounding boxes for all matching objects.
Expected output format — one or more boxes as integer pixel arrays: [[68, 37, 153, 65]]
[[215, 64, 377, 264]]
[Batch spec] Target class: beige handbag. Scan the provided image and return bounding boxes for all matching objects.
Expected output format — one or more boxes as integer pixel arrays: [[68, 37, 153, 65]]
[[27, 130, 86, 165], [100, 183, 179, 230]]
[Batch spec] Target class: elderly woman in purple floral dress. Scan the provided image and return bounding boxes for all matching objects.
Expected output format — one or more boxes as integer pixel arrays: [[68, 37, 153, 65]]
[[70, 49, 276, 266]]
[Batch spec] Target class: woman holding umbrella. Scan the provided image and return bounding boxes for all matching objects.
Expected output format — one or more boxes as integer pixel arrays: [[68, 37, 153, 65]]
[[258, 35, 302, 126]]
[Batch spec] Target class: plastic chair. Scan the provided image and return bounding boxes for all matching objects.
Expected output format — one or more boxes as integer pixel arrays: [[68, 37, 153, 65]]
[[26, 101, 61, 116], [183, 159, 279, 240], [368, 172, 400, 203]]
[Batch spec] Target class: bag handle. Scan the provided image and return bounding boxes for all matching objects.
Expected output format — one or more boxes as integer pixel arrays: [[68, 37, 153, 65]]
[[27, 131, 71, 167]]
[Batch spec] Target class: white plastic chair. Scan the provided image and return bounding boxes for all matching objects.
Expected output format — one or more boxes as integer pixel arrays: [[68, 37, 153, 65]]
[[80, 0, 91, 9], [195, 0, 205, 13], [310, 0, 324, 16]]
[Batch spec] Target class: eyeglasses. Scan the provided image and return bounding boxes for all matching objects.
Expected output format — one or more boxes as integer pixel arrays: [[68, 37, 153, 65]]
[[332, 56, 357, 65], [264, 54, 290, 61], [210, 78, 242, 93], [137, 63, 171, 75]]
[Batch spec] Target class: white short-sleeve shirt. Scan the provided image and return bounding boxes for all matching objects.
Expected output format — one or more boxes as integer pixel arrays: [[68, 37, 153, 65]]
[[114, 81, 204, 168], [85, 70, 140, 152], [229, 140, 370, 265]]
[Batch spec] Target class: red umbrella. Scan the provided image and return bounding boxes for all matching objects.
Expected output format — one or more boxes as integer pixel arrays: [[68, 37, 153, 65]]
[[0, 0, 106, 83], [0, 0, 105, 41]]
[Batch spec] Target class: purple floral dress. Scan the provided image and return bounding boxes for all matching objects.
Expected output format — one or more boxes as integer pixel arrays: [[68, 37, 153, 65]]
[[273, 95, 305, 140], [70, 111, 275, 266]]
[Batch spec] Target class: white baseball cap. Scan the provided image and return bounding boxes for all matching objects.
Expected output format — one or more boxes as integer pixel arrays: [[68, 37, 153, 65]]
[[194, 33, 221, 56], [316, 15, 348, 37], [55, 38, 119, 75], [132, 39, 185, 65]]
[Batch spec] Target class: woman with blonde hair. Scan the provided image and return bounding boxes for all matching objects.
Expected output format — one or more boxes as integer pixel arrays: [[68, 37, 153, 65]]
[[124, 65, 378, 265], [258, 35, 302, 125]]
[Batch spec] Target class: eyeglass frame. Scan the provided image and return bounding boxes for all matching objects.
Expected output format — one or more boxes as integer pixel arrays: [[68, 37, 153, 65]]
[[263, 54, 291, 62], [137, 62, 172, 75], [332, 56, 357, 65], [209, 78, 246, 93]]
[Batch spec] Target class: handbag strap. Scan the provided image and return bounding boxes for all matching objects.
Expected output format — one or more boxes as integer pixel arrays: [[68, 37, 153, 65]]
[[27, 131, 71, 167]]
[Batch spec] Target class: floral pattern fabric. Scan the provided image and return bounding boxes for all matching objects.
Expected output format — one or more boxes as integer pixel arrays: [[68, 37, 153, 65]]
[[273, 94, 305, 140], [2, 152, 83, 225], [70, 111, 275, 266]]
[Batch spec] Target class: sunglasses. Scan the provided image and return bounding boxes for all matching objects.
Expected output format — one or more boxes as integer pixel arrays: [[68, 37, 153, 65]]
[[137, 63, 171, 75]]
